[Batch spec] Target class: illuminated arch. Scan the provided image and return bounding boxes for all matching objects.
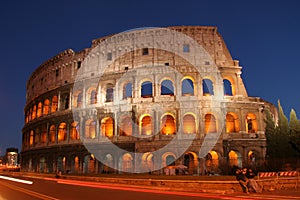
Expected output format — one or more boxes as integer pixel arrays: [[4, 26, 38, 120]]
[[226, 113, 240, 133], [70, 121, 80, 140], [205, 113, 217, 133], [141, 152, 154, 172], [85, 119, 97, 139], [246, 113, 257, 133], [101, 117, 114, 137], [51, 96, 58, 112], [32, 105, 37, 120], [43, 99, 50, 115], [183, 114, 196, 134], [49, 125, 56, 143], [140, 115, 152, 135], [37, 102, 42, 118], [229, 150, 242, 167], [58, 122, 67, 142], [205, 151, 219, 172], [161, 114, 176, 135], [121, 153, 133, 172], [184, 152, 198, 174]]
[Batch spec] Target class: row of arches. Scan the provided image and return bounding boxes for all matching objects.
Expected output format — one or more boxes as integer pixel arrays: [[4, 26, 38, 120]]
[[23, 112, 258, 148], [25, 149, 258, 175], [25, 77, 234, 123]]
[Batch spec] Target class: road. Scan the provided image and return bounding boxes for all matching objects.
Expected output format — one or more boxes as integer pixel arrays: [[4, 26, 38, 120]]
[[0, 175, 300, 200]]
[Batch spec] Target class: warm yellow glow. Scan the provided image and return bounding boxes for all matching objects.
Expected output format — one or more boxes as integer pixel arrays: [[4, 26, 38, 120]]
[[37, 102, 42, 118], [70, 121, 80, 140], [58, 123, 67, 141], [86, 120, 96, 139], [161, 115, 176, 135], [141, 116, 152, 135], [51, 96, 58, 113], [229, 150, 238, 166], [43, 99, 50, 115], [101, 117, 114, 137], [205, 114, 217, 133], [183, 114, 196, 134]]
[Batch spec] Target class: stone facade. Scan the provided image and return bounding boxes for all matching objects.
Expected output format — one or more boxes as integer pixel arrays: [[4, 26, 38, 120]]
[[21, 26, 277, 175]]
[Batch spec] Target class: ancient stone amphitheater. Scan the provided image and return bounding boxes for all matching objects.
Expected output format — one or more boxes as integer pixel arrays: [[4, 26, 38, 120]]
[[21, 26, 277, 175]]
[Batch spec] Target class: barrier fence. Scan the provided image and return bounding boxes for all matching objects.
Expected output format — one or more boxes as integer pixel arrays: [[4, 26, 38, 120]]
[[257, 171, 299, 190]]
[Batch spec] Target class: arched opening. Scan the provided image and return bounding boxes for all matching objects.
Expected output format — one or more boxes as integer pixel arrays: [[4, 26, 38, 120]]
[[101, 117, 114, 137], [183, 114, 196, 134], [166, 155, 176, 166], [119, 116, 132, 136], [34, 128, 40, 145], [39, 157, 46, 173], [161, 114, 176, 135], [123, 82, 132, 99], [181, 78, 194, 96], [51, 96, 58, 112], [103, 154, 114, 174], [141, 115, 152, 135], [229, 150, 242, 167], [60, 94, 69, 110], [58, 122, 67, 142], [83, 155, 96, 174], [203, 79, 214, 96], [205, 151, 219, 174], [141, 81, 153, 98], [41, 126, 47, 144], [43, 99, 50, 115], [246, 113, 257, 133], [32, 105, 37, 120], [205, 114, 217, 133], [184, 152, 198, 175], [90, 90, 97, 104], [105, 84, 114, 102], [37, 102, 42, 118], [70, 121, 80, 140], [73, 156, 80, 173], [248, 150, 256, 164], [73, 91, 83, 108], [161, 80, 174, 96], [29, 130, 34, 146], [85, 119, 96, 139], [49, 125, 56, 143], [142, 153, 154, 172], [226, 113, 240, 133], [121, 153, 133, 172], [223, 79, 233, 96]]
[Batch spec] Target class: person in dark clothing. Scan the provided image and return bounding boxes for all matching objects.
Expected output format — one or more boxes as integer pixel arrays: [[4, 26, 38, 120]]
[[246, 168, 262, 193], [235, 168, 249, 194]]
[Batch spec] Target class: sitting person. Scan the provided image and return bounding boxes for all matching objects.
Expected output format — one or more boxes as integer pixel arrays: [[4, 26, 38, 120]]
[[235, 168, 249, 194], [246, 168, 262, 193]]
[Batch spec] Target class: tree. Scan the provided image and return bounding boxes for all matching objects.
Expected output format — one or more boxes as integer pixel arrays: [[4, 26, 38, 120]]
[[289, 109, 300, 156], [264, 100, 299, 170]]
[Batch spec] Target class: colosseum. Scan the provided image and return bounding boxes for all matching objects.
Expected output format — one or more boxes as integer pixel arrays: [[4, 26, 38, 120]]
[[21, 26, 277, 175]]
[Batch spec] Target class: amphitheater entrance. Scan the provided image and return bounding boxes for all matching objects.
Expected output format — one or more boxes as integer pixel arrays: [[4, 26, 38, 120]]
[[229, 150, 242, 168], [120, 153, 133, 173], [205, 151, 219, 175], [141, 152, 154, 173], [183, 152, 198, 174]]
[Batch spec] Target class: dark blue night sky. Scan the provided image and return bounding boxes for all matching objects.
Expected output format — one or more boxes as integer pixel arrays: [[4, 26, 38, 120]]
[[0, 0, 299, 153]]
